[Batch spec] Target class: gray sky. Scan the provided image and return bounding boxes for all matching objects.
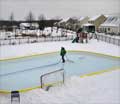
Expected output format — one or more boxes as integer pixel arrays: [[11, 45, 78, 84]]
[[0, 0, 120, 20]]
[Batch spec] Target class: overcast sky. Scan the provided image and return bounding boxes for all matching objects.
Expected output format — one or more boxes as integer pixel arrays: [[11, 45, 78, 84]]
[[0, 0, 120, 20]]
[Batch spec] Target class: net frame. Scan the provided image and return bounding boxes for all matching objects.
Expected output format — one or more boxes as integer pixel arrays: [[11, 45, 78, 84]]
[[40, 69, 65, 89]]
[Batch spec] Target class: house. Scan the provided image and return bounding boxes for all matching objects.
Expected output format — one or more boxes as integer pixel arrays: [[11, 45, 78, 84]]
[[65, 17, 78, 30], [57, 18, 70, 28], [88, 14, 107, 31], [20, 23, 39, 30], [57, 17, 78, 30], [73, 16, 89, 31], [99, 16, 120, 35]]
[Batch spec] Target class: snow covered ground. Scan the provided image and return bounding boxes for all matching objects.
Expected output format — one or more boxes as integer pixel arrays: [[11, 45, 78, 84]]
[[0, 38, 120, 104], [0, 69, 120, 104], [0, 39, 119, 60], [22, 70, 120, 104]]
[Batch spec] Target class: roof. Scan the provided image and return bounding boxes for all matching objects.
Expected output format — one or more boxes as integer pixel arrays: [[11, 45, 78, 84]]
[[71, 16, 87, 21], [70, 16, 78, 20], [100, 16, 120, 27], [89, 15, 102, 21], [79, 17, 85, 21], [59, 18, 70, 23]]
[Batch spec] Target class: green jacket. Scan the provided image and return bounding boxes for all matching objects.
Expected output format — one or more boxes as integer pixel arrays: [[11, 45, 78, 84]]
[[60, 48, 66, 56]]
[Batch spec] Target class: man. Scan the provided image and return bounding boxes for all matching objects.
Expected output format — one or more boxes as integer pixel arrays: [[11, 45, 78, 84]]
[[60, 47, 66, 63]]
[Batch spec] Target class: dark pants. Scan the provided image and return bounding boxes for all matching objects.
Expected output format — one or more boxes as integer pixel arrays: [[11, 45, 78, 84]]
[[62, 55, 65, 63]]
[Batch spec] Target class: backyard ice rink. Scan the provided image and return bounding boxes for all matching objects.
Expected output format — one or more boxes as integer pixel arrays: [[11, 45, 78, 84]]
[[0, 29, 120, 104]]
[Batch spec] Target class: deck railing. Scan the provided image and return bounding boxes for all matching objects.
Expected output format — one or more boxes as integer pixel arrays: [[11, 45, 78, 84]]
[[97, 34, 120, 46]]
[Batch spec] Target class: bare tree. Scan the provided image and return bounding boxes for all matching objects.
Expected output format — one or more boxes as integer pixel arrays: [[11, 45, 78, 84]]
[[26, 11, 35, 28], [38, 14, 46, 21], [26, 11, 35, 21], [9, 12, 14, 22], [38, 14, 46, 35], [9, 12, 14, 31]]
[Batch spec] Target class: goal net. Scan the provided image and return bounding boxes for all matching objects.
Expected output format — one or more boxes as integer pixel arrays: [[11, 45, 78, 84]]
[[40, 69, 65, 90]]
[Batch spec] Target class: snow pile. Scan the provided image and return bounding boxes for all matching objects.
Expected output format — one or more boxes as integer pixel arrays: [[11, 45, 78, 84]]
[[0, 27, 75, 39], [0, 31, 15, 39], [43, 27, 52, 36], [0, 70, 120, 104]]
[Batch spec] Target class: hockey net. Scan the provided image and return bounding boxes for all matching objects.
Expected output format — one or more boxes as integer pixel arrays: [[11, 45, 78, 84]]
[[40, 69, 65, 90]]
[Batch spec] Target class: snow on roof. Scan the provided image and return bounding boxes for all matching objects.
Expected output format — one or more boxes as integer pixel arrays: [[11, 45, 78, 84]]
[[60, 16, 84, 22], [20, 23, 30, 27], [58, 16, 88, 23], [104, 15, 110, 18], [70, 16, 78, 20], [83, 23, 94, 26], [78, 17, 85, 21], [59, 18, 70, 23], [20, 23, 39, 27], [100, 16, 120, 27], [89, 15, 102, 21], [70, 16, 86, 21]]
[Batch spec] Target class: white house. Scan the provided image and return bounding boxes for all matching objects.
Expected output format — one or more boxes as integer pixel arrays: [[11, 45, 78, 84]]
[[99, 16, 120, 35]]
